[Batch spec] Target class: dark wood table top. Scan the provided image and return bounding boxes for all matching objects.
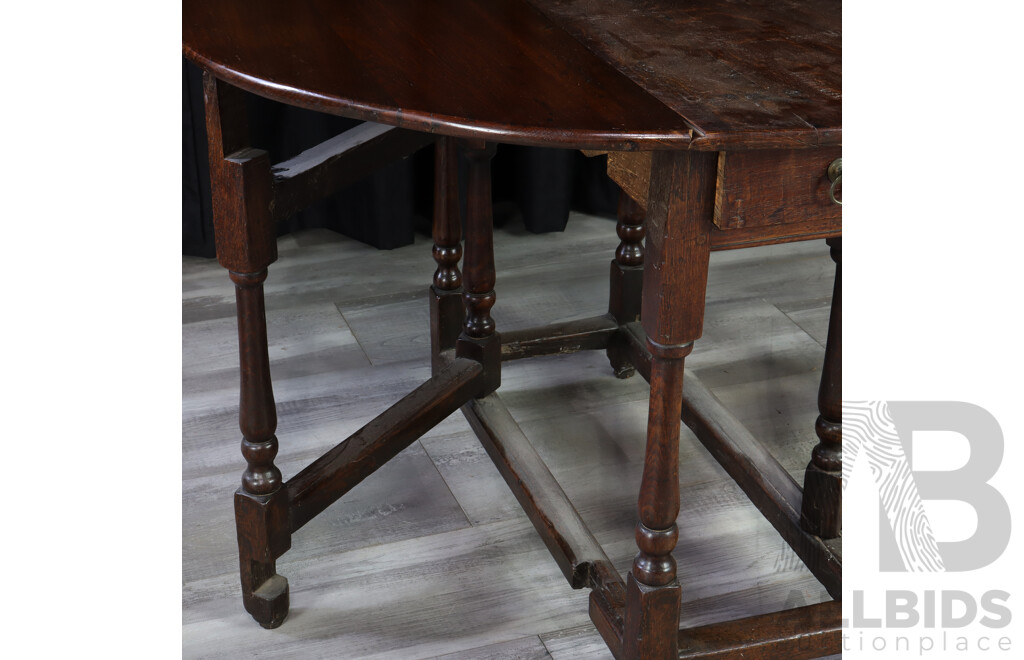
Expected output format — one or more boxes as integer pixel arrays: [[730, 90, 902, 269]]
[[183, 0, 840, 151], [529, 0, 841, 150]]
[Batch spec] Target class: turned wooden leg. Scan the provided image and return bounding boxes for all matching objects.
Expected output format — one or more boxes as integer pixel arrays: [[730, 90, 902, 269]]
[[232, 270, 291, 629], [456, 140, 500, 396], [430, 137, 465, 373], [607, 192, 645, 378], [625, 340, 690, 658], [623, 151, 717, 660], [203, 72, 291, 628], [801, 237, 842, 539]]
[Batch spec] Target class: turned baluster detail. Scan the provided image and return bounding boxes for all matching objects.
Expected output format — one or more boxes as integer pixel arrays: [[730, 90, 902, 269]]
[[456, 140, 500, 394], [230, 268, 290, 629], [232, 270, 283, 496], [615, 194, 645, 270], [801, 237, 842, 538], [464, 288, 497, 338], [633, 341, 691, 587], [461, 145, 496, 339], [432, 238, 463, 290], [609, 192, 645, 324], [432, 138, 463, 292], [231, 268, 291, 630], [607, 192, 646, 378], [429, 137, 465, 372]]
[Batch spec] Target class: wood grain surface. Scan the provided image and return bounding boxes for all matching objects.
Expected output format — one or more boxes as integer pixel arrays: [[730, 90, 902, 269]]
[[529, 0, 841, 150], [714, 149, 843, 231], [182, 0, 840, 151], [602, 150, 842, 251], [182, 0, 694, 150]]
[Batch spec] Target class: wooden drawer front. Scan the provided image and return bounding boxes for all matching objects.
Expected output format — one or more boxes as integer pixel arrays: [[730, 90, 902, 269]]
[[714, 148, 841, 231], [599, 148, 841, 250]]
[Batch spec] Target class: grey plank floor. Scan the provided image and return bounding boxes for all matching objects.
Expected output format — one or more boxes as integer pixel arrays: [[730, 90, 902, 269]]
[[183, 213, 837, 659]]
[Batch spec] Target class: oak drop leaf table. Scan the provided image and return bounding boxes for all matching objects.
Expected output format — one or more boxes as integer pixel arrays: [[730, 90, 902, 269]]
[[183, 0, 842, 657]]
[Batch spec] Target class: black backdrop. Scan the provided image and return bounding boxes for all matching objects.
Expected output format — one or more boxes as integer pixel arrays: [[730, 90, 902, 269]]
[[183, 59, 620, 258]]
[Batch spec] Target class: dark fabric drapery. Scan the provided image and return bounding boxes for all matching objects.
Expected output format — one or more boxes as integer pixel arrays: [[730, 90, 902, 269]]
[[183, 59, 619, 257]]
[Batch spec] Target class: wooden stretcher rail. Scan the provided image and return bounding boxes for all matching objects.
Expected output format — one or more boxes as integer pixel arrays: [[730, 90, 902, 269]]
[[677, 600, 841, 659], [680, 370, 843, 597], [271, 122, 437, 221], [589, 560, 627, 658], [619, 322, 842, 598], [462, 391, 628, 654], [462, 393, 623, 591], [286, 357, 482, 532], [500, 315, 619, 361]]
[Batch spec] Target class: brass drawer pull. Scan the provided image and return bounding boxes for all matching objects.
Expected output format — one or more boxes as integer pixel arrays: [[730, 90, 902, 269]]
[[827, 158, 842, 206]]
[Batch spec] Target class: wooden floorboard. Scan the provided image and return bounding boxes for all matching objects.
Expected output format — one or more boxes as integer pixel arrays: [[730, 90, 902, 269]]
[[183, 214, 838, 658]]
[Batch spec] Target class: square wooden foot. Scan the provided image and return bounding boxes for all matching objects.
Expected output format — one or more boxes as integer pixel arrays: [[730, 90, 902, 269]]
[[801, 463, 842, 538], [622, 572, 681, 660], [235, 488, 291, 628]]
